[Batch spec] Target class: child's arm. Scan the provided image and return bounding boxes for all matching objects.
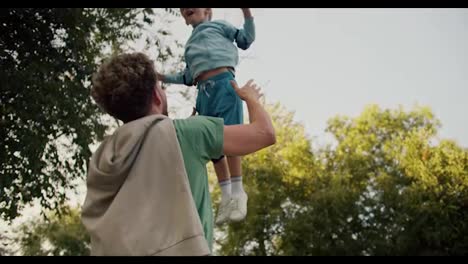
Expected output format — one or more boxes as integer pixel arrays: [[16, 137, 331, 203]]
[[158, 65, 194, 86], [219, 8, 255, 50], [241, 8, 253, 19]]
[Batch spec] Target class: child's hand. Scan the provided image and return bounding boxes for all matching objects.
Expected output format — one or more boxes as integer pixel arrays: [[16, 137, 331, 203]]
[[241, 8, 252, 18], [230, 79, 262, 103]]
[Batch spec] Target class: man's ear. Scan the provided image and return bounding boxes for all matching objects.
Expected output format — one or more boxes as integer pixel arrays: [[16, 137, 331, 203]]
[[153, 87, 162, 106]]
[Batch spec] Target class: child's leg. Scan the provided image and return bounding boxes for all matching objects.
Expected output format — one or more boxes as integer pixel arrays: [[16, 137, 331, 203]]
[[227, 156, 244, 196], [227, 156, 248, 222], [198, 72, 246, 223], [214, 156, 233, 225], [214, 156, 231, 203]]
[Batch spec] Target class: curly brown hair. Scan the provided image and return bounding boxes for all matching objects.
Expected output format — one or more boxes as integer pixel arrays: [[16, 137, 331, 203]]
[[91, 52, 157, 123]]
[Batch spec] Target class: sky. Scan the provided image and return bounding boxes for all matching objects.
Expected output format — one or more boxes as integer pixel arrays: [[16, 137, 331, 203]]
[[166, 8, 468, 147]]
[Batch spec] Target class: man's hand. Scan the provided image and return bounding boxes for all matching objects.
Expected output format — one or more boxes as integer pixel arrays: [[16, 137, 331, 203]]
[[231, 79, 262, 103]]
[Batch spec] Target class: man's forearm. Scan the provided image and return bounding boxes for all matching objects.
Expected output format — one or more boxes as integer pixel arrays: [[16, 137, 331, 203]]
[[245, 98, 275, 140]]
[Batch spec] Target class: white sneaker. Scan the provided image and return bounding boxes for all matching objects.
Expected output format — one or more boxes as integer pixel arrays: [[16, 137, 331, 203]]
[[215, 199, 233, 225], [229, 192, 248, 222]]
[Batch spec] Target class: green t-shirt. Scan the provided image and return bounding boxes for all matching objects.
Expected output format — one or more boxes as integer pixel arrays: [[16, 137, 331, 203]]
[[173, 116, 224, 252]]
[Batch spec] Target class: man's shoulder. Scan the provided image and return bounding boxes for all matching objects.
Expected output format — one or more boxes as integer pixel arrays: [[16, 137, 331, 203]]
[[173, 116, 224, 132], [173, 116, 224, 156]]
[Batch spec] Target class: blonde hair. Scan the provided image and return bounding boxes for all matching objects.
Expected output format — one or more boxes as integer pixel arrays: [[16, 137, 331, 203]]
[[180, 8, 212, 21]]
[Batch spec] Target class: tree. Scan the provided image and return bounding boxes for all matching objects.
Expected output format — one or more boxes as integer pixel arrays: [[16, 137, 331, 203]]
[[0, 8, 181, 222], [0, 233, 13, 256], [215, 103, 317, 255], [14, 205, 89, 256], [216, 104, 468, 256]]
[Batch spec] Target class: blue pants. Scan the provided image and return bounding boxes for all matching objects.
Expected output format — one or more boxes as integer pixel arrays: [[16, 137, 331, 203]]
[[196, 71, 243, 163], [196, 71, 243, 126]]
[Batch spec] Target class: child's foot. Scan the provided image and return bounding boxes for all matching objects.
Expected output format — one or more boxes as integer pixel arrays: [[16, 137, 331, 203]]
[[229, 192, 248, 222], [215, 199, 232, 225]]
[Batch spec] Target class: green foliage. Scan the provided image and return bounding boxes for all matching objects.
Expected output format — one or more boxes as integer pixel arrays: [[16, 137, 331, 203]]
[[15, 206, 90, 256], [0, 8, 180, 222], [216, 104, 468, 256]]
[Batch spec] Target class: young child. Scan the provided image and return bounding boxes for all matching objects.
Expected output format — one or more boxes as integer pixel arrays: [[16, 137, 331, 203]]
[[157, 8, 255, 225]]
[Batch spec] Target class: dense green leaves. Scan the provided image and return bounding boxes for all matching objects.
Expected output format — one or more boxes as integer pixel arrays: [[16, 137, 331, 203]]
[[216, 104, 468, 256], [15, 206, 89, 256], [0, 8, 180, 221]]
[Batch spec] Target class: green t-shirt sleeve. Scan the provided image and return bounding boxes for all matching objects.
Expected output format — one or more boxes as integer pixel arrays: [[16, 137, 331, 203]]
[[175, 116, 224, 161]]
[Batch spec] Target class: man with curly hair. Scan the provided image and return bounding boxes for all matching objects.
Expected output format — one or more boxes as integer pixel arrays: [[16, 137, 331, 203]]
[[81, 52, 275, 256]]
